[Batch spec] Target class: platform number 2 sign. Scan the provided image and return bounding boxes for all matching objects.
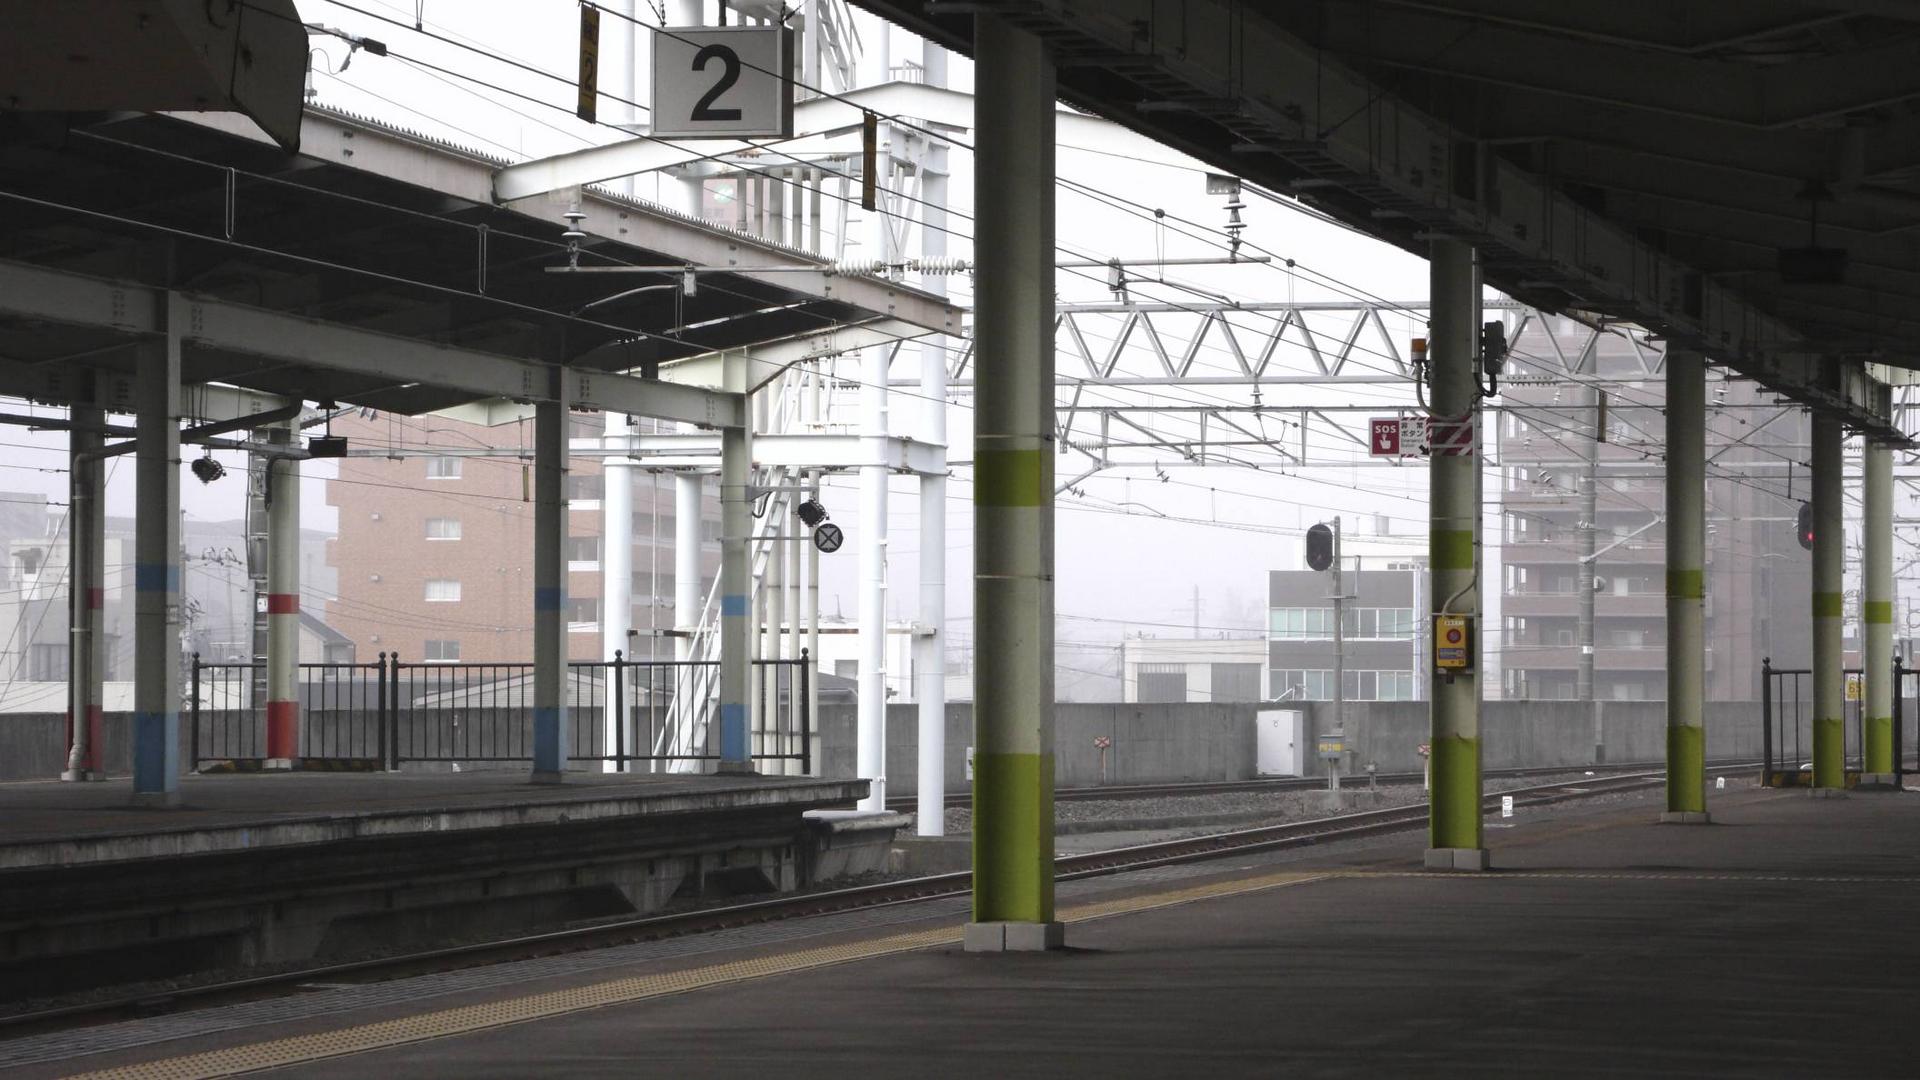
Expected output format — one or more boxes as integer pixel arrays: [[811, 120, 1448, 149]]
[[651, 27, 795, 139]]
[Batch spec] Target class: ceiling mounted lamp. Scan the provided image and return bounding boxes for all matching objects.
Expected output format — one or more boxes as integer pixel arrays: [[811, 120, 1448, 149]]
[[190, 452, 225, 484]]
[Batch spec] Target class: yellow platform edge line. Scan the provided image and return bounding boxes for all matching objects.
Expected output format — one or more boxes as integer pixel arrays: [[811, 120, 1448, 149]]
[[70, 870, 1331, 1080]]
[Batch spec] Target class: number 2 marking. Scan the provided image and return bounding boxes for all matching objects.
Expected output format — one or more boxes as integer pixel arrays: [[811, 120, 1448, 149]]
[[691, 44, 743, 121]]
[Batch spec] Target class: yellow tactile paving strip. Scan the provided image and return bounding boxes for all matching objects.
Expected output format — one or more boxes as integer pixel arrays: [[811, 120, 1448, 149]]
[[70, 870, 1332, 1079]]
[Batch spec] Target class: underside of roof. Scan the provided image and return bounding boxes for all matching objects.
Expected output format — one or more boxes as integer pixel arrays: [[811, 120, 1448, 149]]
[[861, 0, 1917, 436], [0, 105, 955, 418]]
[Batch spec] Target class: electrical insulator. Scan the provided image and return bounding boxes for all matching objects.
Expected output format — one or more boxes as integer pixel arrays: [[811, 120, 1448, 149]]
[[906, 256, 972, 275], [1225, 196, 1246, 258], [828, 258, 888, 277]]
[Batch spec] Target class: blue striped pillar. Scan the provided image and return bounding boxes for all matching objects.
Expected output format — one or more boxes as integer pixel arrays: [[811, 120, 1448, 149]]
[[133, 299, 184, 805], [531, 394, 568, 781], [717, 423, 752, 772]]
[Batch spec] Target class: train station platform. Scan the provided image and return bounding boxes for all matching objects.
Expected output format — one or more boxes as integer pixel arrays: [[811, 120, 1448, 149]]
[[16, 780, 1919, 1078], [0, 771, 875, 1000]]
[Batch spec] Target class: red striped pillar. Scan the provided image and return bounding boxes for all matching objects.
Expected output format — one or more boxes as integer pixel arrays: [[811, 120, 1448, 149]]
[[265, 590, 299, 761], [264, 424, 301, 769]]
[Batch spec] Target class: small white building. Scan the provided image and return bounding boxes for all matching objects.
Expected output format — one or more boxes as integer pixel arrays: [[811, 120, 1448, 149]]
[[1121, 638, 1267, 703]]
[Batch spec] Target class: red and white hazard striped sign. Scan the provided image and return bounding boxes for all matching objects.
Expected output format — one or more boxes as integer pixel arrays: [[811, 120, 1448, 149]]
[[1429, 412, 1475, 456]]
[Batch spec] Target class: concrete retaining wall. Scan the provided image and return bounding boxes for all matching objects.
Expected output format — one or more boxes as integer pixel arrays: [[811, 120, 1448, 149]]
[[819, 698, 1863, 797]]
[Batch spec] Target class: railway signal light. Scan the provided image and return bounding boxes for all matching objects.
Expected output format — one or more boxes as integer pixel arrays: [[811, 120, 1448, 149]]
[[1797, 501, 1815, 551], [1306, 522, 1334, 572]]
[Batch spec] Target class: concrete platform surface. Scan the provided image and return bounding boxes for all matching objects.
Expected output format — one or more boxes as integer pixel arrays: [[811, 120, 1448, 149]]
[[24, 786, 1920, 1078], [0, 771, 866, 868]]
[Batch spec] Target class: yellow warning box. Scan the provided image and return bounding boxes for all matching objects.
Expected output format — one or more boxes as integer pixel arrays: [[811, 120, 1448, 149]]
[[1846, 673, 1862, 702], [1434, 614, 1473, 671]]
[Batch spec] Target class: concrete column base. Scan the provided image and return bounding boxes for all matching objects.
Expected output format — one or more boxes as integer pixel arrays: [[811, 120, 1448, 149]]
[[963, 921, 1065, 953], [529, 770, 566, 786], [1659, 811, 1712, 824], [129, 791, 182, 808], [262, 758, 297, 772], [1855, 773, 1900, 789], [1423, 848, 1490, 871], [1809, 787, 1848, 799], [715, 762, 759, 776]]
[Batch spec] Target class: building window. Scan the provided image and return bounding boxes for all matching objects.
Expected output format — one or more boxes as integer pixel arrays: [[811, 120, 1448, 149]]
[[1273, 606, 1414, 640], [566, 596, 599, 625], [1339, 669, 1417, 701], [566, 535, 600, 567], [1268, 669, 1336, 701], [566, 474, 604, 502], [426, 456, 462, 480], [26, 642, 67, 681], [423, 639, 461, 662], [834, 659, 858, 680], [701, 518, 721, 543], [425, 517, 462, 540], [425, 579, 462, 602]]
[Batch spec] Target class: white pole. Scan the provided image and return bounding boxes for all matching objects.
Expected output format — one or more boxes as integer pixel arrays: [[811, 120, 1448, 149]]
[[915, 137, 950, 835], [786, 462, 804, 774], [602, 412, 633, 771], [857, 347, 890, 810], [806, 467, 821, 772]]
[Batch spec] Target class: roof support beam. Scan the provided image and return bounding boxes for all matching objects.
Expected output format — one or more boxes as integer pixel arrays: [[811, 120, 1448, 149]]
[[0, 260, 743, 429]]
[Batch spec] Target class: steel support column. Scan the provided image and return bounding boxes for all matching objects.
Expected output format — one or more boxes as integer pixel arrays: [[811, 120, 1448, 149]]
[[603, 412, 634, 771], [63, 392, 106, 782], [1811, 414, 1845, 792], [1862, 439, 1896, 785], [1661, 350, 1709, 822], [717, 388, 753, 773], [532, 391, 569, 782], [964, 14, 1062, 952], [857, 346, 890, 810], [263, 420, 301, 769], [133, 299, 184, 806], [1424, 239, 1486, 870]]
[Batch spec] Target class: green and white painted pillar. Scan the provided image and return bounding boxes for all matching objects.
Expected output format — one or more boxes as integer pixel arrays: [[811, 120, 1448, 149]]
[[964, 13, 1062, 953], [1861, 439, 1896, 786], [1661, 350, 1709, 822], [1424, 238, 1487, 871], [1811, 413, 1846, 793]]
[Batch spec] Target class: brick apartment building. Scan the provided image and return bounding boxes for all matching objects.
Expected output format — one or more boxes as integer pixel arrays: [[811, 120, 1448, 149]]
[[325, 411, 719, 664]]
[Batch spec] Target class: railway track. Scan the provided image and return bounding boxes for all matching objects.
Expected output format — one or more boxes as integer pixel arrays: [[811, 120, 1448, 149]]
[[0, 763, 1754, 1039], [887, 759, 1748, 810]]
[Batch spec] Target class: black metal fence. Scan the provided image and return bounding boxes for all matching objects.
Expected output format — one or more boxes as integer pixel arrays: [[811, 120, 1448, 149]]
[[1760, 658, 1909, 786], [189, 650, 811, 773]]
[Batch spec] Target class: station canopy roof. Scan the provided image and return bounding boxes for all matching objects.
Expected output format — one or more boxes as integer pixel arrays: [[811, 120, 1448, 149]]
[[0, 104, 957, 420]]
